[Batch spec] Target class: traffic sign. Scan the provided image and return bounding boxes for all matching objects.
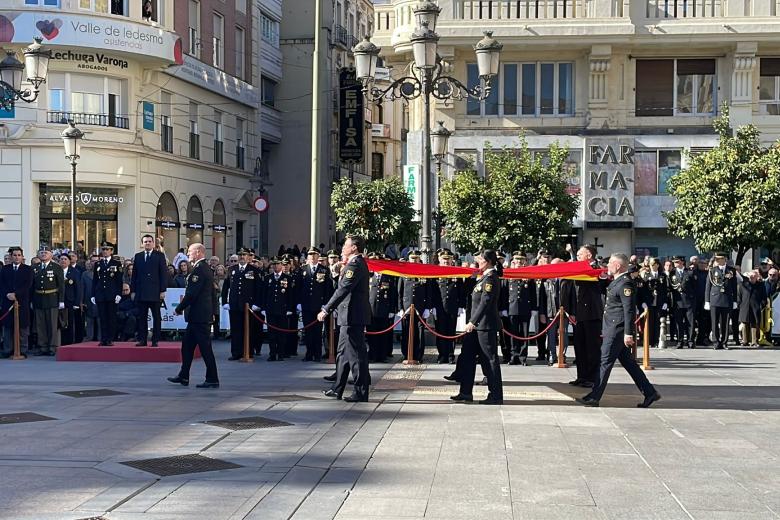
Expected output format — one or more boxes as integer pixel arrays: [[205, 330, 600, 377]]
[[253, 195, 268, 213]]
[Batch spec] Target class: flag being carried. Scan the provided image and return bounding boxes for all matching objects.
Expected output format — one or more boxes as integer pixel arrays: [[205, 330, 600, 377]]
[[366, 259, 605, 281]]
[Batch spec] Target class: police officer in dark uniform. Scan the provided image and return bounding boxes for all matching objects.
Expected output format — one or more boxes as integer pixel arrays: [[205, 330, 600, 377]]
[[669, 256, 698, 349], [451, 249, 504, 405], [432, 249, 463, 364], [367, 252, 398, 362], [221, 247, 263, 360], [398, 251, 431, 362], [32, 246, 65, 356], [168, 243, 219, 388], [578, 253, 660, 408], [281, 255, 301, 357], [91, 242, 123, 346], [263, 257, 293, 361], [319, 235, 371, 402], [59, 252, 82, 346], [638, 257, 668, 348], [322, 249, 342, 358], [299, 247, 333, 361], [705, 252, 738, 350], [504, 252, 537, 366]]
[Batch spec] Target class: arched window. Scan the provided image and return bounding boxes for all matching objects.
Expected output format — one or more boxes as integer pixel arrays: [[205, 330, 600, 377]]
[[155, 191, 180, 263], [186, 196, 204, 246], [212, 199, 226, 262]]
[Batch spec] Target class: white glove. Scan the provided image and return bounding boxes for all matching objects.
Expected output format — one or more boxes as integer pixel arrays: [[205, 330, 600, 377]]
[[501, 310, 508, 317], [641, 303, 648, 310], [458, 308, 465, 317], [662, 303, 668, 311], [388, 313, 395, 318], [251, 305, 261, 312], [430, 308, 437, 318], [296, 304, 302, 312], [90, 297, 96, 305], [422, 309, 431, 319], [73, 306, 79, 310], [286, 311, 293, 316], [222, 304, 230, 311], [704, 302, 710, 311], [732, 302, 738, 310], [114, 295, 121, 304], [58, 302, 65, 310]]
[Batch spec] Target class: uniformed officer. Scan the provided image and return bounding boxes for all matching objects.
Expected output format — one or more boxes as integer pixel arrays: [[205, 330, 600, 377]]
[[299, 247, 333, 361], [398, 250, 432, 362], [168, 243, 219, 388], [91, 242, 123, 346], [263, 257, 293, 361], [503, 252, 537, 366], [451, 249, 504, 405], [221, 247, 263, 360], [322, 250, 342, 358], [432, 249, 463, 364], [59, 253, 82, 346], [638, 257, 668, 348], [704, 252, 738, 350], [31, 246, 65, 356], [578, 253, 660, 408], [669, 256, 698, 349], [367, 252, 398, 362], [319, 235, 372, 402], [282, 254, 301, 357]]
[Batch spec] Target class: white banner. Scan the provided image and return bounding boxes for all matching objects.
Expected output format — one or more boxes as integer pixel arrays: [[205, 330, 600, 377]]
[[147, 288, 230, 331]]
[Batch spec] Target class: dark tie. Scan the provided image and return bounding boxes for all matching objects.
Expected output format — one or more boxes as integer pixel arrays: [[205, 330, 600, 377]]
[[146, 252, 150, 262]]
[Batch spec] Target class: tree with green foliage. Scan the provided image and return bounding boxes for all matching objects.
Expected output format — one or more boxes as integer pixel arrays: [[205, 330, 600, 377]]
[[665, 107, 780, 264], [438, 137, 579, 253], [330, 177, 421, 252]]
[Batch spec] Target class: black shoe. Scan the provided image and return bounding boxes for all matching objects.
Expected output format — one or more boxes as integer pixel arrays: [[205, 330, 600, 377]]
[[568, 379, 582, 386], [443, 374, 459, 382], [576, 397, 599, 407], [508, 356, 520, 366], [167, 376, 189, 386], [151, 342, 159, 347], [323, 374, 337, 382], [344, 394, 368, 402], [475, 377, 488, 386], [196, 381, 219, 389], [450, 393, 473, 402], [578, 381, 594, 388], [135, 341, 147, 347], [479, 397, 503, 405], [637, 392, 661, 408], [97, 342, 107, 347], [322, 389, 341, 399], [228, 355, 242, 361]]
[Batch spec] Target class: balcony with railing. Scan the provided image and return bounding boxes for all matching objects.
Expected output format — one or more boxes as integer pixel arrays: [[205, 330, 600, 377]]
[[334, 25, 350, 48], [47, 111, 129, 130]]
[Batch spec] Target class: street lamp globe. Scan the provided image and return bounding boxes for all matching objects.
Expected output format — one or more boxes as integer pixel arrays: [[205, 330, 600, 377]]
[[474, 31, 502, 78], [61, 120, 84, 163], [352, 36, 380, 82], [410, 22, 439, 70], [413, 1, 442, 32], [431, 121, 452, 160], [0, 51, 24, 93], [23, 37, 51, 90]]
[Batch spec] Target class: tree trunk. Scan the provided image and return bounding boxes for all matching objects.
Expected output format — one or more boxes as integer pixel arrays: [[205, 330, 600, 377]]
[[735, 245, 748, 267]]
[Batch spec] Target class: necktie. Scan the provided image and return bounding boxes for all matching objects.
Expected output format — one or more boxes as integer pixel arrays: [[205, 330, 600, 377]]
[[13, 265, 17, 272], [146, 252, 150, 262]]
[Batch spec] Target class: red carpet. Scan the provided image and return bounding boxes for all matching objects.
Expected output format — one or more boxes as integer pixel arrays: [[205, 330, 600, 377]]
[[56, 341, 200, 363]]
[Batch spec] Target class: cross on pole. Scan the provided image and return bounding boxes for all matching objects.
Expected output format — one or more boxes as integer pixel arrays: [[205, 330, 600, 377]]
[[593, 237, 605, 251]]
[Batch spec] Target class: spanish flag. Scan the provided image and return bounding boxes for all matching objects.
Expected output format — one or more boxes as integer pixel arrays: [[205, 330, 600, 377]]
[[366, 259, 605, 281], [503, 261, 605, 282]]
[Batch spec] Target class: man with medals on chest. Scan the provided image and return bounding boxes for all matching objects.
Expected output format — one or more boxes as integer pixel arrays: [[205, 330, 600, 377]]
[[282, 255, 301, 357], [263, 257, 293, 361], [638, 257, 668, 349], [367, 252, 397, 363], [705, 252, 738, 350], [299, 247, 333, 361], [221, 247, 263, 360], [669, 256, 698, 349], [398, 250, 432, 363], [503, 251, 537, 366], [59, 252, 82, 346], [91, 242, 123, 346], [432, 249, 463, 364], [31, 246, 64, 356]]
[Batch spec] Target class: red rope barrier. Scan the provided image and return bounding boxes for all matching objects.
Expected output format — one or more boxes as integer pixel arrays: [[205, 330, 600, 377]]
[[501, 311, 560, 341], [416, 309, 470, 340], [248, 309, 320, 333], [365, 311, 406, 336], [0, 307, 13, 324]]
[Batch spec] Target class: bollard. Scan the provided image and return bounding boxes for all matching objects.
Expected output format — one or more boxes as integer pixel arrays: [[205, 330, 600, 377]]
[[556, 306, 568, 368], [403, 304, 419, 365], [642, 310, 654, 370], [240, 303, 253, 363], [327, 313, 335, 364], [11, 301, 23, 360], [658, 314, 667, 349]]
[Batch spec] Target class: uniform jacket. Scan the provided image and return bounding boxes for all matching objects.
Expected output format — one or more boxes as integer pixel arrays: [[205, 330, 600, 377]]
[[398, 276, 431, 311], [62, 267, 83, 308], [432, 277, 464, 315], [603, 273, 637, 338], [504, 278, 537, 319], [81, 271, 98, 318], [669, 268, 698, 309], [324, 254, 371, 327], [299, 263, 334, 313], [92, 257, 123, 302], [32, 261, 65, 309], [264, 271, 293, 315], [738, 278, 767, 324], [369, 273, 398, 318], [222, 263, 263, 309], [705, 265, 738, 308], [131, 250, 168, 301], [573, 278, 606, 322], [469, 268, 501, 331], [0, 263, 33, 329], [639, 271, 668, 308], [176, 259, 214, 324]]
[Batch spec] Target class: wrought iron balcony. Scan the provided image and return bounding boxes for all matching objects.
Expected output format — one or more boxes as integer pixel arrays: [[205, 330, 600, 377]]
[[47, 111, 129, 129], [334, 25, 350, 48]]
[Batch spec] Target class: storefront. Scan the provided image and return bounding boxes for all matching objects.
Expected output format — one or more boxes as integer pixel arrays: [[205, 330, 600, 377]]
[[155, 191, 180, 260], [185, 196, 204, 247], [38, 184, 120, 255]]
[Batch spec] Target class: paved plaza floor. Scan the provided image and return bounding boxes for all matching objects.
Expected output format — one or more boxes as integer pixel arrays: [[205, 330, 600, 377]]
[[0, 342, 779, 520]]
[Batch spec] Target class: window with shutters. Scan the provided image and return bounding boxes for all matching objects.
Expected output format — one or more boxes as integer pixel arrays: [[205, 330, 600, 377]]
[[760, 58, 780, 115], [636, 59, 716, 116]]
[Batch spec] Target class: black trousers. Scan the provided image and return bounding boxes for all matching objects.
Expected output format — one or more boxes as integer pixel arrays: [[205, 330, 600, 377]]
[[508, 315, 530, 360], [647, 307, 661, 347], [674, 306, 695, 346], [303, 310, 323, 360], [331, 325, 369, 398], [285, 312, 298, 356], [250, 311, 262, 355], [136, 300, 162, 343], [367, 316, 392, 361], [711, 306, 731, 348], [400, 313, 424, 362], [458, 330, 503, 400], [266, 313, 285, 358], [97, 301, 117, 342], [589, 330, 655, 402], [60, 307, 75, 345], [435, 310, 456, 360], [228, 309, 247, 357], [499, 316, 511, 361], [74, 307, 85, 343], [574, 319, 601, 383], [178, 322, 219, 383], [696, 304, 711, 344]]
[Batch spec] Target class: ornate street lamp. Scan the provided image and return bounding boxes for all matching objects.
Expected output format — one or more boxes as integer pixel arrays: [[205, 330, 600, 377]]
[[430, 121, 452, 252], [413, 1, 442, 32], [61, 121, 84, 254], [0, 37, 51, 111]]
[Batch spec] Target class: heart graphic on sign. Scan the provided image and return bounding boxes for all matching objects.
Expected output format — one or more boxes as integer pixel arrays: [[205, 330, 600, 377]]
[[35, 19, 62, 40], [80, 193, 92, 205]]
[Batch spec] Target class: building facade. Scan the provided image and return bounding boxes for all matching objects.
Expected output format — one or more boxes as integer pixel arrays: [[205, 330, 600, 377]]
[[372, 0, 780, 258], [0, 0, 259, 263]]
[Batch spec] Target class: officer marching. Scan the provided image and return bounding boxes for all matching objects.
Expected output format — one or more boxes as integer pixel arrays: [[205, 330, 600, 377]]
[[299, 247, 333, 361], [91, 242, 123, 346], [32, 246, 65, 356], [221, 247, 263, 360]]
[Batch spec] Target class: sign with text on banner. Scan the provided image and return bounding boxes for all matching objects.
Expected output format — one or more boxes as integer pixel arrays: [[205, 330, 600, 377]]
[[339, 68, 364, 163], [403, 165, 421, 221]]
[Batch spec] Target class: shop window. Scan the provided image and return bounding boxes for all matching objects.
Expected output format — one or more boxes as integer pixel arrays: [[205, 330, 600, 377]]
[[186, 196, 204, 247], [634, 149, 682, 195], [760, 58, 780, 115], [156, 192, 180, 262], [636, 59, 715, 116], [212, 199, 226, 262], [46, 73, 128, 129], [39, 184, 119, 254], [25, 0, 61, 6]]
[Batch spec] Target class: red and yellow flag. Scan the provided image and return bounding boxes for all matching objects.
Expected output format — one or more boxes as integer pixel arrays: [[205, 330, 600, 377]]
[[367, 259, 476, 278], [366, 259, 605, 281], [503, 260, 605, 281]]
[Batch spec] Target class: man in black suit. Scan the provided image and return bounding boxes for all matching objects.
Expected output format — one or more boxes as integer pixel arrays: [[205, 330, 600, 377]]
[[0, 247, 33, 358], [59, 253, 82, 346], [131, 234, 168, 347], [168, 243, 219, 388], [91, 242, 123, 346], [319, 235, 372, 402], [299, 247, 333, 361]]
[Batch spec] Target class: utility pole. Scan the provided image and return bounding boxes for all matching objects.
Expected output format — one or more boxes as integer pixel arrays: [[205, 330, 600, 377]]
[[309, 0, 326, 247]]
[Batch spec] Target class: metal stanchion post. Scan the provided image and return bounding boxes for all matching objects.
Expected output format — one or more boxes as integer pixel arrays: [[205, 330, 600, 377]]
[[403, 304, 419, 365], [12, 301, 23, 360], [328, 314, 335, 364], [643, 311, 654, 370], [556, 306, 568, 368], [240, 303, 253, 363]]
